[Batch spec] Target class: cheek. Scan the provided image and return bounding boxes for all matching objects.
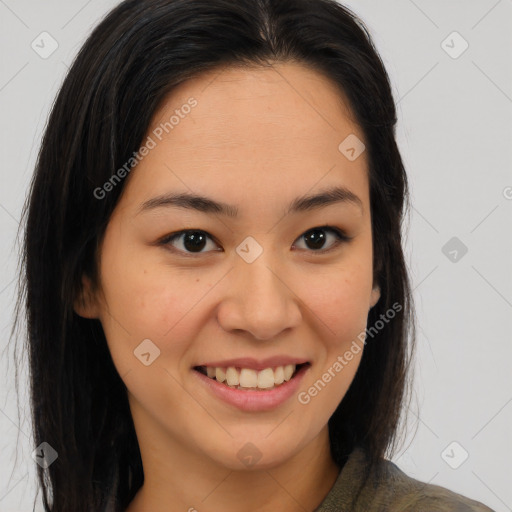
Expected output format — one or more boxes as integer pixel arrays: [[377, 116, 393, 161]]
[[297, 260, 373, 346], [98, 248, 220, 371], [296, 264, 370, 417]]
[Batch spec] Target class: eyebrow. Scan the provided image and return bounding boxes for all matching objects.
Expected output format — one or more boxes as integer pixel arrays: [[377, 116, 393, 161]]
[[137, 185, 363, 218]]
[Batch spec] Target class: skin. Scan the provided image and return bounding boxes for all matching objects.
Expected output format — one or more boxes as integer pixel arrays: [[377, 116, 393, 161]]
[[75, 61, 380, 512]]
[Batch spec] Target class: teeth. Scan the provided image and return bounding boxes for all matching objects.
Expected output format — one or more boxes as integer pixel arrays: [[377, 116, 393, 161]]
[[257, 368, 275, 389], [226, 367, 240, 386], [215, 367, 226, 383], [274, 366, 284, 385], [284, 364, 295, 381], [202, 364, 298, 390], [239, 368, 258, 388]]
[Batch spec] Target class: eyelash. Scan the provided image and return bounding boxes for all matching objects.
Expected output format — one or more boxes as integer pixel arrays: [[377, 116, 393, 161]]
[[158, 225, 351, 258]]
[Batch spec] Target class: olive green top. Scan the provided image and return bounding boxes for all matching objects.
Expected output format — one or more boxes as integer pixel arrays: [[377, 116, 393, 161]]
[[314, 446, 495, 512]]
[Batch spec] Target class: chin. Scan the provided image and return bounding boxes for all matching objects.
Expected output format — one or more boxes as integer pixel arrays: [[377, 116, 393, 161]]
[[204, 437, 299, 471]]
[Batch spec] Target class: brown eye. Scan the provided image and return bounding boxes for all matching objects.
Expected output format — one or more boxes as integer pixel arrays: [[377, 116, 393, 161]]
[[293, 226, 349, 253], [161, 230, 221, 255], [160, 225, 349, 258]]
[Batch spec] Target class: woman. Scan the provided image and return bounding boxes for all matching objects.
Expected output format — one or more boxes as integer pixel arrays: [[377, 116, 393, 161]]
[[13, 0, 495, 510]]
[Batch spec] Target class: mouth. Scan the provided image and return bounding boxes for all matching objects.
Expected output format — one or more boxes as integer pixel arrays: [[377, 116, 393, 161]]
[[193, 362, 310, 391]]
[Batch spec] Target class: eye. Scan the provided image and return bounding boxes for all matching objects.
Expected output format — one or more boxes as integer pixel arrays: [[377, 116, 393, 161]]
[[160, 226, 350, 257], [293, 225, 350, 254], [160, 230, 221, 256]]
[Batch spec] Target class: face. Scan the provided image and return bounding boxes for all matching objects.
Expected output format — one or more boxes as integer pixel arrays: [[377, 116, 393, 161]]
[[76, 61, 380, 473]]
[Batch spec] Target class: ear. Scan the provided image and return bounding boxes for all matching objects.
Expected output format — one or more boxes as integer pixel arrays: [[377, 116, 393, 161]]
[[369, 283, 380, 310], [73, 274, 101, 319]]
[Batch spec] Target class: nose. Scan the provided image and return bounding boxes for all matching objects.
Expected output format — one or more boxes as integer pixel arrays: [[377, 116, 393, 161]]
[[216, 251, 302, 341]]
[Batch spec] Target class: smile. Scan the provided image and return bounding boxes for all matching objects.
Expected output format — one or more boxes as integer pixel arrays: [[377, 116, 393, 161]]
[[194, 363, 309, 390], [192, 362, 311, 412]]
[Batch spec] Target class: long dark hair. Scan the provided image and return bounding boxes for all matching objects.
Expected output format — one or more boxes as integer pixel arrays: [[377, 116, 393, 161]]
[[10, 0, 416, 510]]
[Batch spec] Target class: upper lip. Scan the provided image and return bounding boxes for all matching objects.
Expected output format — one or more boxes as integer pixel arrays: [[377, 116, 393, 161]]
[[194, 356, 310, 371]]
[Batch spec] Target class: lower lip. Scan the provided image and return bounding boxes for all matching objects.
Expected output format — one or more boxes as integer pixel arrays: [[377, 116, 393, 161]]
[[192, 364, 311, 412]]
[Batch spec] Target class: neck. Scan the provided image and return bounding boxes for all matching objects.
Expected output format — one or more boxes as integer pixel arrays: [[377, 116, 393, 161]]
[[125, 423, 340, 512]]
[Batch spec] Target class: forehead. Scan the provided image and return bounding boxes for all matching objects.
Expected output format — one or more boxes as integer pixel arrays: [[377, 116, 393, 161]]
[[120, 61, 369, 218]]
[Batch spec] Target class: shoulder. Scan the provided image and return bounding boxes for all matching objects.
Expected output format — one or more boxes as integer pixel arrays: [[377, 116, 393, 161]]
[[315, 446, 496, 512], [369, 457, 495, 512]]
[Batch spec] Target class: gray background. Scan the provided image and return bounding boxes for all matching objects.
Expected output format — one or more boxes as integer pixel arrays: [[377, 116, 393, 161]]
[[1, 1, 511, 511]]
